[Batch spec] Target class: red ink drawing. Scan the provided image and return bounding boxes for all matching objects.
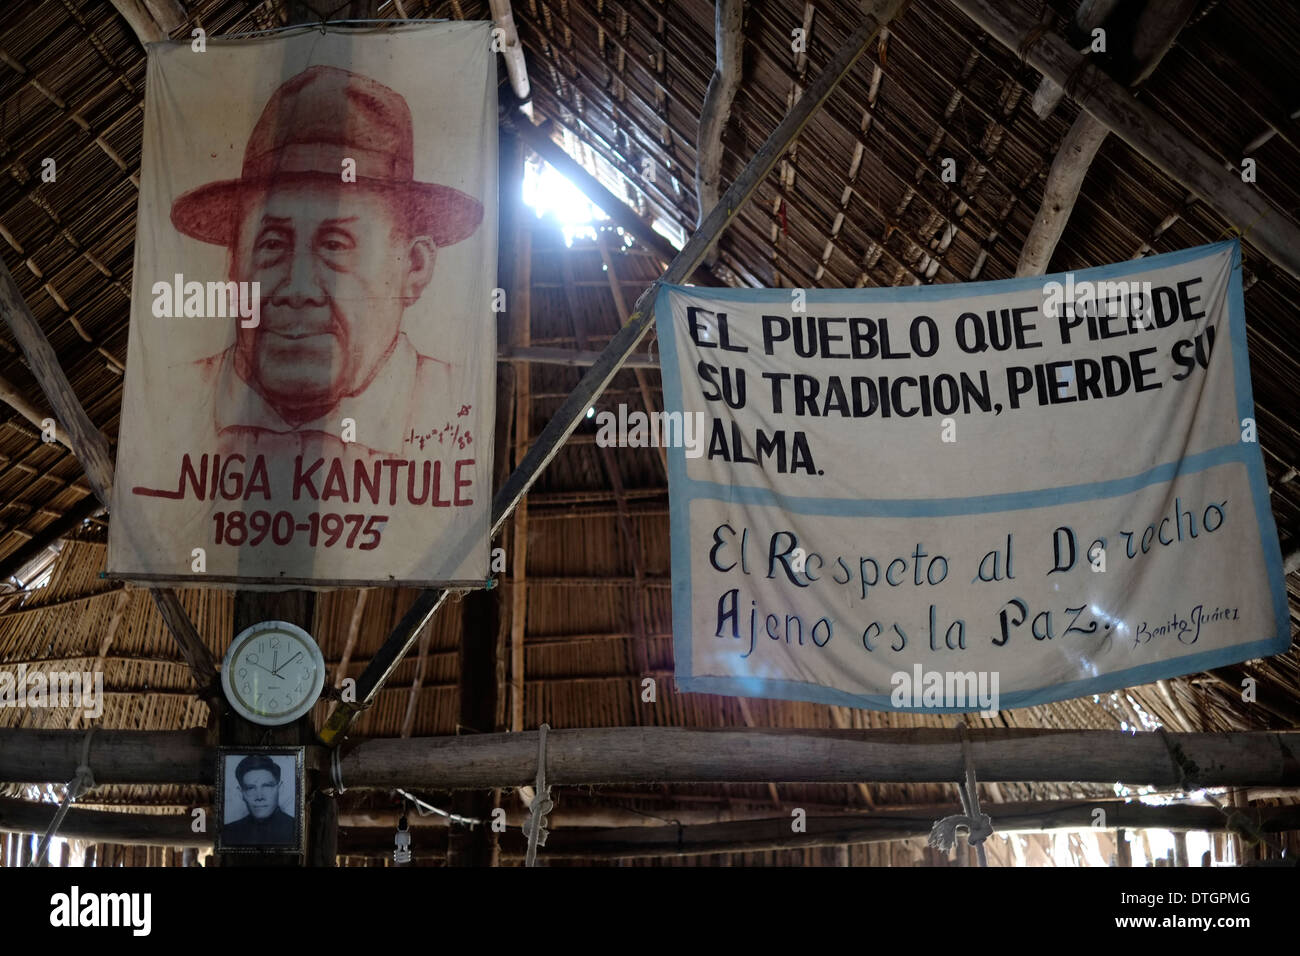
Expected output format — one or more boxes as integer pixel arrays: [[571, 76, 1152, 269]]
[[169, 66, 484, 459]]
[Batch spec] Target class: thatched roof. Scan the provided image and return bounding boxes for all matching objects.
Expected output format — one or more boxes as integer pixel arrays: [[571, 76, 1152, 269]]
[[0, 0, 1296, 865]]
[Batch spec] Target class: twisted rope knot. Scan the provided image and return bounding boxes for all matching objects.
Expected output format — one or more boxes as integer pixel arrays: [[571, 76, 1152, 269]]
[[928, 811, 993, 852]]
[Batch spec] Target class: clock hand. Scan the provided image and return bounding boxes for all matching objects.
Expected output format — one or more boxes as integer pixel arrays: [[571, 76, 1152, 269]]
[[273, 651, 303, 678]]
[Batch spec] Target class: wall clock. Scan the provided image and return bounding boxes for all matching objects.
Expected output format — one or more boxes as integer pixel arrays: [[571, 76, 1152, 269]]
[[221, 620, 326, 726]]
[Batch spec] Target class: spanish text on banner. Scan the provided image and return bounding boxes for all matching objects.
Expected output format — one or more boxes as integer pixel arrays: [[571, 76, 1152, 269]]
[[656, 241, 1287, 712]]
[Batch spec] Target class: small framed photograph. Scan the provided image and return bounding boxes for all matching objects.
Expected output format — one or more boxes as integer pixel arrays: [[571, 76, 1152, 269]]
[[215, 747, 305, 853]]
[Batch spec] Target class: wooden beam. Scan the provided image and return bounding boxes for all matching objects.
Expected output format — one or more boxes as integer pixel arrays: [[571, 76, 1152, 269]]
[[1029, 0, 1118, 120], [70, 588, 130, 730], [508, 201, 532, 735], [0, 495, 103, 584], [488, 0, 531, 102], [499, 345, 658, 368], [1016, 0, 1199, 275], [110, 0, 172, 45], [0, 255, 217, 693], [316, 0, 906, 748], [0, 371, 67, 448], [0, 257, 114, 504], [1016, 117, 1110, 276], [334, 590, 368, 690], [11, 796, 1295, 857], [510, 117, 682, 272], [950, 0, 1300, 280], [597, 229, 667, 477], [0, 730, 211, 785], [11, 728, 1296, 789], [148, 589, 217, 696], [334, 728, 1300, 790], [695, 0, 745, 263]]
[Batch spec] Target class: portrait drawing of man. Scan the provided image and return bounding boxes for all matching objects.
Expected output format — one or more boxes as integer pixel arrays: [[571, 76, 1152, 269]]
[[170, 65, 484, 460]]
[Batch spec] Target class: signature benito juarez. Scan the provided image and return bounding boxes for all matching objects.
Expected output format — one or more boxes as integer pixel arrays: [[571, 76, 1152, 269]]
[[1134, 604, 1239, 647]]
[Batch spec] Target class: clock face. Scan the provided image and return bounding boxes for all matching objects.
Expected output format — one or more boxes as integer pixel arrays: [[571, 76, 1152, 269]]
[[221, 621, 325, 726]]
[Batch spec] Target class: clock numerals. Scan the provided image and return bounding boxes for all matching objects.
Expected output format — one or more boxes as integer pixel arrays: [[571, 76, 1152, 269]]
[[223, 623, 323, 726]]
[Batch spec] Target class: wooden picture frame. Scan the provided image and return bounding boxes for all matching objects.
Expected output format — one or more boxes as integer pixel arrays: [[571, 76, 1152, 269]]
[[215, 746, 305, 854]]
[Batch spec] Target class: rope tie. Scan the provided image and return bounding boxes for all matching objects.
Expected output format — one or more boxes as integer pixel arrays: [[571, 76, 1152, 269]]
[[29, 729, 96, 867], [330, 746, 347, 794], [1156, 727, 1282, 856], [523, 723, 554, 867], [928, 722, 992, 865]]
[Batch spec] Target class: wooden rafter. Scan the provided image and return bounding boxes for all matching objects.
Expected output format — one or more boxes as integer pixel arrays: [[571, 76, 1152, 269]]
[[951, 0, 1300, 280], [1017, 0, 1200, 276]]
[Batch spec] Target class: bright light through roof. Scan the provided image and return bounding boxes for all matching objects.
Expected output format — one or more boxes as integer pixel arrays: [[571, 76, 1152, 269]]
[[522, 159, 608, 247]]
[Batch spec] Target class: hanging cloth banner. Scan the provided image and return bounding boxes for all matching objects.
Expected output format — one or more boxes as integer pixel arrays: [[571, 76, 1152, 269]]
[[108, 23, 497, 587], [655, 240, 1287, 712]]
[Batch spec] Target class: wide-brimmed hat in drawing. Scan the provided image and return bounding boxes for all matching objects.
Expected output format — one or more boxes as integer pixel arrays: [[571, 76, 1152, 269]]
[[170, 65, 484, 248]]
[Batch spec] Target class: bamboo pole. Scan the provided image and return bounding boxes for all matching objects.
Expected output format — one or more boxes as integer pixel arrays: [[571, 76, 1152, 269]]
[[950, 0, 1300, 280], [316, 0, 907, 747]]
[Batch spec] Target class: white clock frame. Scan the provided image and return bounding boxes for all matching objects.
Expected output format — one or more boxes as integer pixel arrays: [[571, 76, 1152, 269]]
[[221, 620, 326, 726]]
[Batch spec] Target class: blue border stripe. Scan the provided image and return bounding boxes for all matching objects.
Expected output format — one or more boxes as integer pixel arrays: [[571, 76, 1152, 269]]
[[654, 240, 1291, 711]]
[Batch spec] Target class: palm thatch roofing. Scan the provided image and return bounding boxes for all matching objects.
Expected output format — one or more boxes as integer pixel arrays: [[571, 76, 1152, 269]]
[[0, 0, 1296, 865]]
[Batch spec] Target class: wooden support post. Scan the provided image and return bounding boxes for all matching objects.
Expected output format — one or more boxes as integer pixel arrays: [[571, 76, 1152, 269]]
[[1115, 827, 1132, 866], [507, 143, 533, 735], [317, 0, 907, 748], [447, 588, 500, 866], [214, 0, 370, 866], [950, 0, 1300, 280], [1172, 830, 1189, 867], [216, 590, 317, 868]]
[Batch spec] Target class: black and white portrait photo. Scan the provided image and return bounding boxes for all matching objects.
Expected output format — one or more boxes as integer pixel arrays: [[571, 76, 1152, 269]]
[[216, 748, 304, 852]]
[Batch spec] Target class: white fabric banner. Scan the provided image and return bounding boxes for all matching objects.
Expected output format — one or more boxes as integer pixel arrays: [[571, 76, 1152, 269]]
[[108, 23, 496, 587], [656, 241, 1287, 712]]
